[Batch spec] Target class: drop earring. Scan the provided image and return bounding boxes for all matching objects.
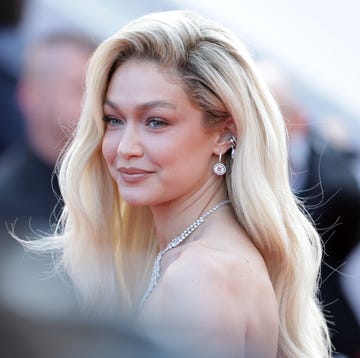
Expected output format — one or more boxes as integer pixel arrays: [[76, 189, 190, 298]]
[[213, 152, 226, 176], [230, 136, 237, 159]]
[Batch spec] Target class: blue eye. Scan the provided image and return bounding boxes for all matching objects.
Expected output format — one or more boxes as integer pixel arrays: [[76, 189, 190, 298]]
[[103, 116, 124, 127], [148, 118, 167, 128]]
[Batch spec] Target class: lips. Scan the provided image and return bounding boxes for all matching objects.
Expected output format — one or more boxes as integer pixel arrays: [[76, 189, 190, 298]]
[[118, 167, 154, 183]]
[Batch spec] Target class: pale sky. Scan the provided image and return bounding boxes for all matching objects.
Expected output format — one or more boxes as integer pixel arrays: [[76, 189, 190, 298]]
[[25, 0, 360, 133], [170, 0, 360, 123]]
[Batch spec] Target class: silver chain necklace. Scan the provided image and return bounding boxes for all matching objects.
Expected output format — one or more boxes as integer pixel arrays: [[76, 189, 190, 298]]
[[139, 199, 230, 309]]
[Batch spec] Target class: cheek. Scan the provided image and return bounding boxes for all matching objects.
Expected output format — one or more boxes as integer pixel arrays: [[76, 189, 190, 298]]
[[101, 133, 117, 166], [148, 138, 179, 168], [156, 137, 208, 174]]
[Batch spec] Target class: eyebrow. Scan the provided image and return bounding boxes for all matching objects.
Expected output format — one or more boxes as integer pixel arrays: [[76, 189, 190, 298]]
[[104, 99, 176, 112]]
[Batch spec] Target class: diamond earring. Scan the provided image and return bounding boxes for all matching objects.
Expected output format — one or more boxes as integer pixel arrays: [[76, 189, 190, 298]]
[[230, 136, 237, 159], [213, 152, 226, 176]]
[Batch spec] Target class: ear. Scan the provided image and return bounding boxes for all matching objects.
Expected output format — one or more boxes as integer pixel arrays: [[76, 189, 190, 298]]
[[212, 117, 237, 155]]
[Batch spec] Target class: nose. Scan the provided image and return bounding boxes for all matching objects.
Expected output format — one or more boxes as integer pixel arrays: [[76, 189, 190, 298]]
[[117, 124, 144, 159]]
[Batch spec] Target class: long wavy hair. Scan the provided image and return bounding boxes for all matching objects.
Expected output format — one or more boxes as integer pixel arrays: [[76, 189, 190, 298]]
[[39, 10, 330, 358]]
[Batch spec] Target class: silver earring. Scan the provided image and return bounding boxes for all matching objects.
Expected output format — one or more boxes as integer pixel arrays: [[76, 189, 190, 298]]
[[230, 136, 237, 159], [213, 152, 226, 176]]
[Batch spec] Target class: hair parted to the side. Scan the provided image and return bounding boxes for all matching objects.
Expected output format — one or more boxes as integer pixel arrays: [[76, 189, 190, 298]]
[[42, 10, 330, 357]]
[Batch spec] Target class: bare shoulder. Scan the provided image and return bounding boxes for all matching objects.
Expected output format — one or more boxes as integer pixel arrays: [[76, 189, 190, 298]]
[[143, 232, 279, 357], [166, 240, 278, 326]]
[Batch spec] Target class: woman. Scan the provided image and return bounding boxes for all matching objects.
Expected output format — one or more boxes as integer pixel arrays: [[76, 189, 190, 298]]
[[37, 10, 330, 357]]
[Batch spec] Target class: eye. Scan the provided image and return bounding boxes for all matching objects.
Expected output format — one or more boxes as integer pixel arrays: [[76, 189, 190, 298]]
[[147, 118, 167, 128], [103, 116, 124, 127]]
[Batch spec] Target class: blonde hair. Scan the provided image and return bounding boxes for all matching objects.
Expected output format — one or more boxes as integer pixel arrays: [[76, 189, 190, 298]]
[[45, 10, 330, 357]]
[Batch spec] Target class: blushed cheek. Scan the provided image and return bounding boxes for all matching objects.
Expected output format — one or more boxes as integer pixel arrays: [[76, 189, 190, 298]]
[[101, 135, 117, 167]]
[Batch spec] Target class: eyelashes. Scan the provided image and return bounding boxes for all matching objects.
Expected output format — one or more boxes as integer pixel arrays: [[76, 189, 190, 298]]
[[102, 116, 124, 127], [146, 118, 168, 128], [103, 115, 169, 129]]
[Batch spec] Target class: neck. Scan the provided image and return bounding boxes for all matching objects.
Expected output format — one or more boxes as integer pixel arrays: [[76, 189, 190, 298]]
[[150, 181, 227, 250]]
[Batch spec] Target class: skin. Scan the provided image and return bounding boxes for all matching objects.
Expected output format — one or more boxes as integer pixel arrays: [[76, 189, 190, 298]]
[[102, 59, 279, 357], [17, 42, 92, 166]]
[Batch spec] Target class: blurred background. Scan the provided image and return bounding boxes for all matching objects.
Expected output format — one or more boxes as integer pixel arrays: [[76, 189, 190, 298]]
[[11, 0, 360, 176], [24, 0, 360, 136], [0, 0, 359, 357]]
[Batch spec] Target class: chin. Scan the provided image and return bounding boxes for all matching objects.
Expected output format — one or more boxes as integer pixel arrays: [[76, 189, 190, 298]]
[[119, 190, 158, 207], [122, 198, 148, 206]]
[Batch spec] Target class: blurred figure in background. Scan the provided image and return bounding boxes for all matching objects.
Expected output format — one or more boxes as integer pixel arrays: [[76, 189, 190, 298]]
[[0, 0, 26, 154], [0, 28, 174, 358], [0, 31, 96, 318], [0, 31, 96, 240], [319, 114, 360, 188], [258, 60, 360, 357]]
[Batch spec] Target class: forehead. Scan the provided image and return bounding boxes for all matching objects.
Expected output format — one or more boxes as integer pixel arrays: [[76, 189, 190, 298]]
[[108, 59, 178, 86], [105, 59, 190, 107]]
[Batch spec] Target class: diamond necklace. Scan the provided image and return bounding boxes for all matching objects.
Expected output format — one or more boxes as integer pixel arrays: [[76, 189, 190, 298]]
[[139, 199, 230, 309]]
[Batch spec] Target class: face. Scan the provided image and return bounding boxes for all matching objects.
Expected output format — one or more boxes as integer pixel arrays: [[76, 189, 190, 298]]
[[41, 44, 90, 137], [18, 42, 92, 165], [23, 43, 91, 140], [102, 60, 221, 207]]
